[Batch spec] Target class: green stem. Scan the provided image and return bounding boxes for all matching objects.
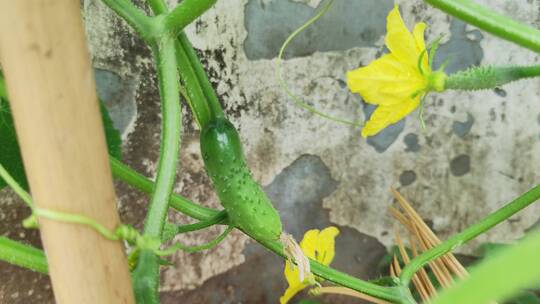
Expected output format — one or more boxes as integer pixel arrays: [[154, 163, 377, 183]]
[[445, 65, 540, 91], [162, 210, 227, 242], [131, 250, 160, 304], [110, 157, 218, 220], [145, 0, 168, 14], [431, 230, 540, 304], [145, 0, 223, 127], [164, 0, 217, 36], [177, 33, 224, 121], [174, 38, 213, 127], [0, 237, 48, 274], [400, 184, 540, 286], [132, 35, 182, 303], [0, 163, 32, 207], [100, 0, 156, 42], [158, 225, 233, 255], [424, 0, 540, 53], [174, 210, 227, 234], [142, 37, 182, 238]]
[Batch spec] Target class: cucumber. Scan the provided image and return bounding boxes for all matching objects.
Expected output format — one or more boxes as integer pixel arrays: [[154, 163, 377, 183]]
[[200, 118, 282, 241]]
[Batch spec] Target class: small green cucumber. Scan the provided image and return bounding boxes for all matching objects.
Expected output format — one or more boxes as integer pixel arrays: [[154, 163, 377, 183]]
[[200, 118, 282, 241]]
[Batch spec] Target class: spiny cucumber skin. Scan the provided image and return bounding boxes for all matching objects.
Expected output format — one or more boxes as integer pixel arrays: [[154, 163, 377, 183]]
[[200, 119, 282, 241], [445, 65, 530, 91]]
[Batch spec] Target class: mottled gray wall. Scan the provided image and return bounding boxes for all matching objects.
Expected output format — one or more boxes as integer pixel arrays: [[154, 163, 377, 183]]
[[1, 0, 540, 303]]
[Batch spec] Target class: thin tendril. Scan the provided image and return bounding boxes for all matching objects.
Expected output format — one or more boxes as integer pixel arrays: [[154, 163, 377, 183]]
[[428, 35, 444, 70], [0, 162, 232, 257], [275, 0, 361, 127], [156, 225, 233, 255], [418, 95, 428, 131], [0, 163, 32, 207]]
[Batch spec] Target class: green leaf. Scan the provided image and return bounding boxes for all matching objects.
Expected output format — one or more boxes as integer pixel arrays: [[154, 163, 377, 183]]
[[0, 236, 48, 274], [508, 291, 540, 304], [99, 101, 122, 160], [295, 300, 321, 304], [0, 98, 29, 190], [0, 96, 122, 191], [476, 242, 510, 259]]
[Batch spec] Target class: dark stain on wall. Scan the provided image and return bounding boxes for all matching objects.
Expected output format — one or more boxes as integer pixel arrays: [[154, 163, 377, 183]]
[[452, 113, 475, 138], [399, 170, 417, 186], [404, 133, 421, 152], [450, 154, 471, 177]]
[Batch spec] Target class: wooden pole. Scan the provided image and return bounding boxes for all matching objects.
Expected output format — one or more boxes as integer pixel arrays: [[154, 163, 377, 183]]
[[0, 1, 135, 303]]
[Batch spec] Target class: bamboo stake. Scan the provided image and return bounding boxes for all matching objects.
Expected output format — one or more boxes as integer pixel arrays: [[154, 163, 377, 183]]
[[0, 1, 135, 303]]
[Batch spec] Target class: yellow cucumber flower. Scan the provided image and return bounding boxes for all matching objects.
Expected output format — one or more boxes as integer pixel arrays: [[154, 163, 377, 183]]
[[280, 226, 340, 304], [346, 5, 445, 138]]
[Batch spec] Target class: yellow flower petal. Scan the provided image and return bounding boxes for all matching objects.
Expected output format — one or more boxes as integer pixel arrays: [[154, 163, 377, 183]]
[[385, 6, 419, 67], [346, 54, 425, 106], [280, 227, 340, 303], [413, 22, 429, 72], [282, 257, 308, 304], [284, 259, 301, 285], [300, 227, 339, 265], [317, 226, 339, 265], [299, 229, 320, 260], [413, 22, 427, 55], [280, 280, 307, 304], [361, 96, 421, 138]]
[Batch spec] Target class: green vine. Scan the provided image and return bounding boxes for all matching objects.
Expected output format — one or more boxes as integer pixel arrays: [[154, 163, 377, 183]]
[[400, 184, 540, 286], [424, 0, 540, 53]]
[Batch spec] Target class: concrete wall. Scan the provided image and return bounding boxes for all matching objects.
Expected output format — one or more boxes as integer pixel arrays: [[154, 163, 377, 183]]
[[1, 0, 539, 302]]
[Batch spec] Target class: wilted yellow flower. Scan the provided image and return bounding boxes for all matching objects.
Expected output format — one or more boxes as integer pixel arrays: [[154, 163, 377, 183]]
[[346, 6, 445, 137], [280, 226, 340, 304]]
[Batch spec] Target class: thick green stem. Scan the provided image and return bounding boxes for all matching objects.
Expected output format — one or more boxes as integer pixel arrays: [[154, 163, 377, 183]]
[[110, 157, 217, 220], [164, 0, 217, 36], [0, 237, 48, 274], [100, 0, 156, 42], [177, 33, 224, 121], [145, 0, 223, 127], [424, 0, 540, 53], [131, 250, 160, 304], [142, 37, 182, 238], [431, 230, 540, 304], [131, 35, 182, 303], [400, 184, 540, 286], [174, 39, 213, 127], [145, 0, 168, 14]]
